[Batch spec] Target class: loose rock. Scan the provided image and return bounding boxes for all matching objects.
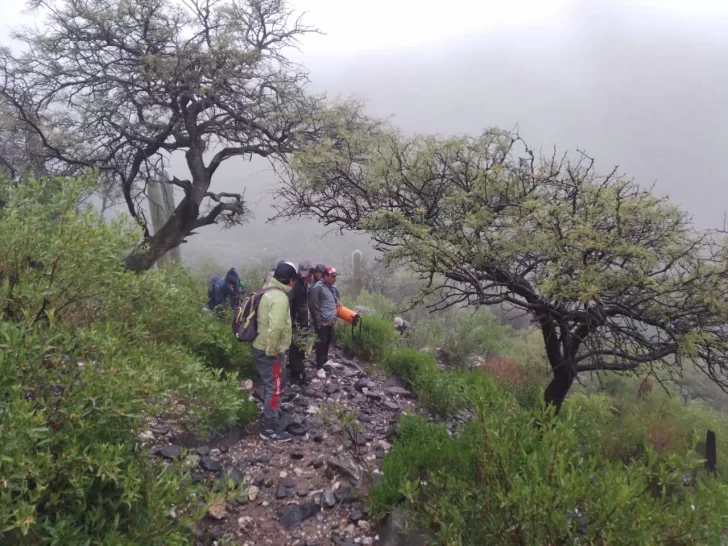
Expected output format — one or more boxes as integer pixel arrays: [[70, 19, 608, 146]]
[[323, 489, 336, 508], [200, 455, 223, 472], [279, 502, 319, 529], [385, 387, 414, 398], [157, 445, 183, 459], [355, 378, 376, 391]]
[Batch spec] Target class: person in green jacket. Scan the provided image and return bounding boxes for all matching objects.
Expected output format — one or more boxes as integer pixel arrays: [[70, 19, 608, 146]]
[[252, 261, 297, 442]]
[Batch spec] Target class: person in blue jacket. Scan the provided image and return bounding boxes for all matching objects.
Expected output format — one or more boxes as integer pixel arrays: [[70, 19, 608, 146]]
[[208, 268, 245, 312]]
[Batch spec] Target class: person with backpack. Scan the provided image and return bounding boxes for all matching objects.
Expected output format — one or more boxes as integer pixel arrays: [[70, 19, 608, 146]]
[[309, 266, 340, 375], [288, 261, 313, 385], [208, 268, 244, 313], [249, 261, 297, 442]]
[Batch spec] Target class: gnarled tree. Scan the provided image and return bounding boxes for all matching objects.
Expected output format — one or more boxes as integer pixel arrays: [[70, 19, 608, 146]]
[[1, 0, 324, 270], [275, 119, 728, 409]]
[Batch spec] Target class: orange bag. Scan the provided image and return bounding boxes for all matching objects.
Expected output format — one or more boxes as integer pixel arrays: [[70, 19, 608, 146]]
[[336, 304, 361, 326]]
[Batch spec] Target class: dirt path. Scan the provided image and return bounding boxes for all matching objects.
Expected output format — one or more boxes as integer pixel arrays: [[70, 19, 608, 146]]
[[152, 347, 424, 546]]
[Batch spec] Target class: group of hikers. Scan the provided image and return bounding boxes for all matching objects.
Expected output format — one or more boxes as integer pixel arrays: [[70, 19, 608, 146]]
[[208, 260, 343, 442]]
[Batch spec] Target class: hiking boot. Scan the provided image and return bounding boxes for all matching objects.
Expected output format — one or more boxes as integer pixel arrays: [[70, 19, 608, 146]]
[[259, 429, 293, 442]]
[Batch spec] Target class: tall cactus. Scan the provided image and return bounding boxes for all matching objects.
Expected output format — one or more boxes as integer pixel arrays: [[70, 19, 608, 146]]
[[148, 170, 181, 268], [352, 249, 363, 298], [159, 170, 181, 264], [147, 176, 168, 268]]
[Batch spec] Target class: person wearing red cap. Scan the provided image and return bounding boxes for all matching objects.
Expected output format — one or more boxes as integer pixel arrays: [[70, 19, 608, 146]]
[[309, 266, 340, 371]]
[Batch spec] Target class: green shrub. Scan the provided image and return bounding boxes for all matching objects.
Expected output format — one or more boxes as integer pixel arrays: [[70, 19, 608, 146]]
[[0, 175, 255, 543], [441, 308, 513, 367], [571, 379, 728, 473], [370, 396, 728, 545], [382, 348, 467, 415], [336, 314, 398, 363], [351, 291, 399, 318], [408, 315, 447, 350], [183, 306, 257, 379]]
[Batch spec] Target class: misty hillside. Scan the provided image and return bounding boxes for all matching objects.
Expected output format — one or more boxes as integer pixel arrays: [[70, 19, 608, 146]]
[[170, 1, 728, 270], [4, 0, 728, 543]]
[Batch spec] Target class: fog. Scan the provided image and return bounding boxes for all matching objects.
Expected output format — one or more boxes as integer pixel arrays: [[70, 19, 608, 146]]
[[5, 0, 728, 270]]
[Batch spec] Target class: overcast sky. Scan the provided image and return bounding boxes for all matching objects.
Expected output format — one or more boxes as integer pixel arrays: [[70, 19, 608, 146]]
[[3, 0, 728, 267]]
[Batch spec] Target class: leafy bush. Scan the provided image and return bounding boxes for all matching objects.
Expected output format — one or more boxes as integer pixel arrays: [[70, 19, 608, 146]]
[[571, 378, 728, 473], [335, 314, 398, 363], [351, 290, 400, 318], [0, 176, 255, 543], [370, 391, 728, 545], [382, 348, 467, 415], [441, 308, 513, 367], [408, 315, 447, 350]]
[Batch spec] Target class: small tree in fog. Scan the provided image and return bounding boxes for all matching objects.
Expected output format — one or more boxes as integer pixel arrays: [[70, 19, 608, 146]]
[[275, 116, 728, 409], [0, 0, 328, 270]]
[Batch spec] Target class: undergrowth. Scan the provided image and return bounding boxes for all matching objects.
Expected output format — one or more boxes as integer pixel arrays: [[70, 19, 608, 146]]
[[0, 176, 256, 544]]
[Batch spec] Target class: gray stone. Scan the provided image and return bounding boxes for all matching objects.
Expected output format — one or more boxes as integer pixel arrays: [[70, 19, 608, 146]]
[[277, 484, 294, 499], [379, 509, 431, 546], [200, 455, 223, 472], [157, 445, 183, 459], [385, 387, 414, 398], [220, 466, 244, 487], [279, 502, 319, 528], [355, 378, 376, 391], [335, 486, 359, 504], [323, 489, 336, 508], [327, 458, 362, 481]]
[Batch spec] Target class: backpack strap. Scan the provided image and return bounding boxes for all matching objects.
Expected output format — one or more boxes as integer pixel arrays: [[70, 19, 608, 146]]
[[254, 285, 284, 305], [325, 283, 340, 304]]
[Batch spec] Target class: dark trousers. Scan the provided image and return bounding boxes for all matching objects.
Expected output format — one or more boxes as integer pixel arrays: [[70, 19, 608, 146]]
[[315, 324, 334, 369], [288, 343, 306, 381]]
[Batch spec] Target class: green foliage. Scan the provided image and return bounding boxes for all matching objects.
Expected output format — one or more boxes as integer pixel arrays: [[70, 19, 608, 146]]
[[441, 308, 512, 367], [408, 315, 447, 350], [281, 118, 728, 404], [351, 290, 400, 318], [370, 395, 728, 545], [335, 314, 398, 363], [571, 375, 728, 474], [382, 348, 467, 415], [0, 176, 255, 543]]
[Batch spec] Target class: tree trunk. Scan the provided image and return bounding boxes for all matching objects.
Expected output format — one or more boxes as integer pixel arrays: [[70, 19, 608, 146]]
[[123, 195, 198, 272], [543, 357, 577, 412]]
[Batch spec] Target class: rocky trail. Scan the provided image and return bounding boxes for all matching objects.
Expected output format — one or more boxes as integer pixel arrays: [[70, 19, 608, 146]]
[[145, 347, 467, 546]]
